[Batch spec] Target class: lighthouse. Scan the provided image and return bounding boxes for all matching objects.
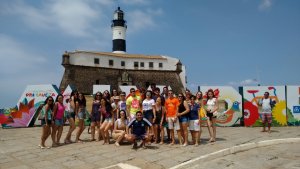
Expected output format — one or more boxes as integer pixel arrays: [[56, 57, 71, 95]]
[[111, 7, 127, 53]]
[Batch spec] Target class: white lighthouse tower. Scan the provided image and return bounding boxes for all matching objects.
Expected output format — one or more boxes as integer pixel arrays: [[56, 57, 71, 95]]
[[111, 7, 127, 53]]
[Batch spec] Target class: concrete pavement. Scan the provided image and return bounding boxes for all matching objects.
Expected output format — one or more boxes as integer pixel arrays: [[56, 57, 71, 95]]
[[0, 126, 299, 169]]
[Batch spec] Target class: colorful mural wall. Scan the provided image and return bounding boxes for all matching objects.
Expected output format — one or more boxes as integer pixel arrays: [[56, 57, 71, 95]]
[[200, 86, 243, 127], [62, 85, 76, 105], [286, 86, 300, 126], [0, 85, 59, 128], [1, 84, 300, 128], [242, 86, 287, 127]]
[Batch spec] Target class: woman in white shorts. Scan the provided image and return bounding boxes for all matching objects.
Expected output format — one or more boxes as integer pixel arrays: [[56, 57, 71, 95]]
[[189, 95, 201, 146]]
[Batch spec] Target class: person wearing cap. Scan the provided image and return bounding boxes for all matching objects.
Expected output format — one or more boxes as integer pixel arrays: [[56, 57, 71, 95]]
[[111, 95, 120, 122], [110, 89, 119, 103], [126, 88, 142, 120]]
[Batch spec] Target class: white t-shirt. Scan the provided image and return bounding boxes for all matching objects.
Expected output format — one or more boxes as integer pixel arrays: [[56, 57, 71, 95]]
[[206, 98, 217, 113], [142, 99, 155, 111], [118, 100, 127, 111], [115, 118, 128, 128], [65, 102, 73, 112], [261, 98, 272, 113]]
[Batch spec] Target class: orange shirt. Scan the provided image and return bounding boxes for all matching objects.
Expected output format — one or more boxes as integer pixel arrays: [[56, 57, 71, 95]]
[[165, 97, 179, 117]]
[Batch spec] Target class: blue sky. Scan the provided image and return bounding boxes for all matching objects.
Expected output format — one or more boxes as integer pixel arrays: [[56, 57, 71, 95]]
[[1, 0, 300, 108]]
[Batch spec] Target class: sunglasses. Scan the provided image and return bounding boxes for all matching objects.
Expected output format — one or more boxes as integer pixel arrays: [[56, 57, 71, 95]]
[[131, 91, 135, 93], [178, 96, 183, 98]]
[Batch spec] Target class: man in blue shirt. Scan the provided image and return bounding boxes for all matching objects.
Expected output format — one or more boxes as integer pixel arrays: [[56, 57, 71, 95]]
[[126, 111, 153, 148]]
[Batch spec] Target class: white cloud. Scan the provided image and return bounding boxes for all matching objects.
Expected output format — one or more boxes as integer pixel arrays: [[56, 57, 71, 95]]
[[0, 0, 161, 46], [0, 34, 60, 108], [127, 8, 163, 34], [259, 0, 273, 11], [0, 34, 47, 75], [2, 0, 101, 38], [49, 0, 99, 37], [121, 0, 150, 5], [229, 79, 259, 86], [96, 0, 115, 6]]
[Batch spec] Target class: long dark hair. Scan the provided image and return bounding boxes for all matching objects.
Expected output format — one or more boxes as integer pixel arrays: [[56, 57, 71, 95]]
[[55, 94, 63, 103], [178, 92, 186, 103], [206, 89, 215, 99], [70, 91, 78, 100], [101, 98, 112, 114], [44, 96, 54, 110], [94, 91, 102, 100], [118, 109, 127, 119], [78, 93, 86, 107]]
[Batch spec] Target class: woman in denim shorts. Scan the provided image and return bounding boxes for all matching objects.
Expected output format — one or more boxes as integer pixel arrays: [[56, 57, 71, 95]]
[[75, 93, 86, 143], [52, 94, 65, 147], [99, 98, 113, 144], [39, 96, 54, 149], [64, 91, 77, 144], [177, 93, 190, 146]]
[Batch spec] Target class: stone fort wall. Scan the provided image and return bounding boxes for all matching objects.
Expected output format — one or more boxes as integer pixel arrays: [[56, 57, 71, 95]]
[[60, 65, 185, 94]]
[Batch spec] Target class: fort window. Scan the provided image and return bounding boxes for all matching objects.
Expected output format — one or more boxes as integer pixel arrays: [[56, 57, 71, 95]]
[[140, 62, 144, 67], [134, 62, 139, 68], [94, 58, 99, 64], [109, 60, 114, 66], [121, 61, 125, 66], [149, 62, 154, 68], [159, 63, 163, 68], [96, 80, 100, 84]]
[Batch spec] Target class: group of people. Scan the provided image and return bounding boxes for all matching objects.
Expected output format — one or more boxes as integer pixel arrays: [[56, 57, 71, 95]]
[[38, 85, 221, 149]]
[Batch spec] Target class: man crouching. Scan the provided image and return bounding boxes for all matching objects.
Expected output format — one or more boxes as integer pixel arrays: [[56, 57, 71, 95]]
[[126, 111, 153, 149]]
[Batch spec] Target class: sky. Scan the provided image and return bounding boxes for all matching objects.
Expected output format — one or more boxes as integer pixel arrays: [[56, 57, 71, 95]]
[[1, 0, 300, 108]]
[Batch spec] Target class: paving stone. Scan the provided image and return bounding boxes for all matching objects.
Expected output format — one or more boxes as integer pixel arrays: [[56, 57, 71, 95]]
[[6, 165, 30, 169], [0, 127, 299, 169]]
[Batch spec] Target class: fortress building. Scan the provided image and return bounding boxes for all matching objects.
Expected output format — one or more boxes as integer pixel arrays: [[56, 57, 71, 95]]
[[59, 7, 186, 94]]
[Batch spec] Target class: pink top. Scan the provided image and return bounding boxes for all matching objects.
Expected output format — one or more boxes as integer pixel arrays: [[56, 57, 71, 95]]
[[56, 103, 65, 120]]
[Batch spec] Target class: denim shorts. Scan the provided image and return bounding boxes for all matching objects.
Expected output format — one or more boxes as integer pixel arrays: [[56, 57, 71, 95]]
[[104, 118, 113, 123], [66, 112, 75, 119], [78, 111, 86, 119], [143, 110, 154, 120], [178, 116, 189, 123], [55, 119, 64, 126], [41, 119, 52, 126]]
